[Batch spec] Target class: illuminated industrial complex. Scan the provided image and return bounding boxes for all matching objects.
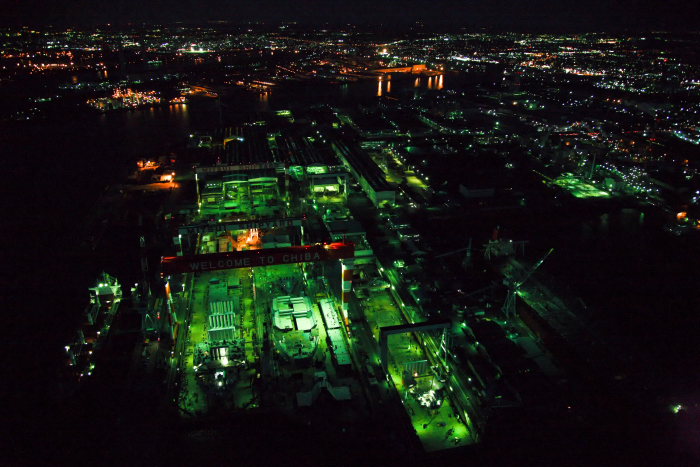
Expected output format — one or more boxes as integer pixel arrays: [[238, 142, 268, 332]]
[[151, 125, 478, 450], [5, 21, 698, 465]]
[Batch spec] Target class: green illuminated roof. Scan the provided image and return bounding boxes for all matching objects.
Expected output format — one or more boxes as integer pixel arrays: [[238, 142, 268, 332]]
[[553, 175, 611, 198]]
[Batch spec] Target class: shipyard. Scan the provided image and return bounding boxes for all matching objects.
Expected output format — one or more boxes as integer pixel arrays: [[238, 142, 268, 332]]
[[47, 101, 696, 463], [4, 20, 700, 467]]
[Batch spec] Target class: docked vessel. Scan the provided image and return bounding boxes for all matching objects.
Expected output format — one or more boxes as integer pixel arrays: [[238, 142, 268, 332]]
[[64, 273, 122, 380]]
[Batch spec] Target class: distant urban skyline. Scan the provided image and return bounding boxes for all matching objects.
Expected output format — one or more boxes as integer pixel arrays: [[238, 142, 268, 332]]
[[4, 2, 700, 462], [2, 0, 699, 31]]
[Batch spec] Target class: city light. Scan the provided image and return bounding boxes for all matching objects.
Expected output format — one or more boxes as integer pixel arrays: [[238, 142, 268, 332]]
[[26, 22, 700, 463]]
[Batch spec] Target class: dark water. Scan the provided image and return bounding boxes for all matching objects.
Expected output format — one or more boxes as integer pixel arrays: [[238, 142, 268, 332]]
[[247, 72, 457, 110], [2, 103, 211, 400], [503, 201, 700, 401], [3, 75, 698, 411]]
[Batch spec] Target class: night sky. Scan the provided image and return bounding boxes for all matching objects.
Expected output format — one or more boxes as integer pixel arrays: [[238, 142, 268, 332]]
[[1, 0, 699, 31]]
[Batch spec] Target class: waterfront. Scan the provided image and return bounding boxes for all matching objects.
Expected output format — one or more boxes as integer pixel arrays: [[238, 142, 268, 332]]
[[522, 204, 700, 401], [3, 73, 700, 465], [2, 102, 207, 398], [5, 77, 699, 397]]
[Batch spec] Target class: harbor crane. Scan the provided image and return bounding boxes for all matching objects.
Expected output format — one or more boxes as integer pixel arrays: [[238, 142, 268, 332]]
[[435, 231, 527, 266], [502, 248, 554, 318], [484, 226, 528, 260]]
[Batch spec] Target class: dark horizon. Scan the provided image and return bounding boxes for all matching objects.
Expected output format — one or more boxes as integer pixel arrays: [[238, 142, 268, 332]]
[[2, 0, 699, 32]]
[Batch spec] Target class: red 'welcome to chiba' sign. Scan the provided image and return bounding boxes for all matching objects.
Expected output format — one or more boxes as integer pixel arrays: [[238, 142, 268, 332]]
[[161, 243, 354, 275]]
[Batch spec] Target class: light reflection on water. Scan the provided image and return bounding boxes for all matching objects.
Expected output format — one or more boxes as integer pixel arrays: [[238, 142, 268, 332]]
[[102, 72, 457, 141], [258, 73, 451, 107], [258, 91, 270, 111]]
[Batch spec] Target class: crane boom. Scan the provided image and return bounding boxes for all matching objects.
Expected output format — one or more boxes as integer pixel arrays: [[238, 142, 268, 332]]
[[435, 238, 472, 259], [503, 248, 554, 318], [459, 281, 498, 298], [516, 248, 554, 288]]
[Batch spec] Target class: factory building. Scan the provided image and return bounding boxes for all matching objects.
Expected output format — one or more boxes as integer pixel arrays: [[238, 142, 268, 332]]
[[331, 139, 395, 207]]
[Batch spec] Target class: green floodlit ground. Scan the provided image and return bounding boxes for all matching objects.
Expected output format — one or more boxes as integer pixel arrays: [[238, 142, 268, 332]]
[[361, 289, 473, 450], [178, 267, 258, 414], [177, 261, 361, 414], [176, 175, 473, 451], [176, 259, 474, 450], [383, 149, 432, 198], [405, 172, 429, 192], [390, 360, 471, 450], [552, 174, 611, 198]]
